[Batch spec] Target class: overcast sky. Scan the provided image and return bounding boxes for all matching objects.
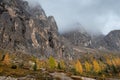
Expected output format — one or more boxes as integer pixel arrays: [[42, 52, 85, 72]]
[[26, 0, 120, 35]]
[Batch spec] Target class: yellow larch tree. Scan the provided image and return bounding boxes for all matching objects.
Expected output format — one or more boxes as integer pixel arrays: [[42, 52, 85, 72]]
[[84, 61, 92, 72], [99, 61, 106, 71], [93, 60, 101, 73], [106, 59, 113, 66], [58, 60, 66, 69], [112, 57, 120, 67], [48, 56, 57, 69], [75, 60, 83, 74]]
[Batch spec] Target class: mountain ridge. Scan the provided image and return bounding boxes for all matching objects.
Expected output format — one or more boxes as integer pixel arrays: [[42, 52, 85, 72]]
[[0, 0, 120, 60]]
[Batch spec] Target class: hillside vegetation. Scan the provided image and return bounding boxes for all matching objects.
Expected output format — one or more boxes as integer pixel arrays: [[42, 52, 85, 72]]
[[0, 49, 119, 80]]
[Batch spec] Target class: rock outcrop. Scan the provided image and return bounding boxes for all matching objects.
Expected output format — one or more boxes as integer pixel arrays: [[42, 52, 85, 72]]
[[0, 0, 120, 60], [0, 0, 67, 58], [63, 29, 91, 47], [63, 28, 120, 52], [92, 30, 120, 51]]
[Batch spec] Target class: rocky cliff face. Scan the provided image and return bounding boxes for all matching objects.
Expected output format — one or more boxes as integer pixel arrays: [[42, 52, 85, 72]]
[[92, 30, 120, 51], [0, 0, 120, 60], [0, 0, 67, 58], [63, 28, 120, 52], [88, 30, 120, 52]]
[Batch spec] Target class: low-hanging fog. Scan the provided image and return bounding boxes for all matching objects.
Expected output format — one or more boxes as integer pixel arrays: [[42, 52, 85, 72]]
[[26, 0, 120, 35]]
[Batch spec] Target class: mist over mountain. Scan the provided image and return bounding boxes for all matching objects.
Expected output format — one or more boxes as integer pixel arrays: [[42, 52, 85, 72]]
[[0, 0, 119, 56], [25, 0, 120, 35]]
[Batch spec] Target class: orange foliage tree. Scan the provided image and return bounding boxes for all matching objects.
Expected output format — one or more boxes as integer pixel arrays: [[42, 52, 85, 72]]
[[2, 53, 11, 65], [35, 58, 46, 70]]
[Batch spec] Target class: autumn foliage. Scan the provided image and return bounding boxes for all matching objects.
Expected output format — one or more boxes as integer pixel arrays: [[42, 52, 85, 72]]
[[2, 53, 11, 65], [75, 60, 83, 74], [36, 58, 46, 69], [93, 60, 101, 73], [48, 56, 57, 69], [84, 61, 92, 72], [0, 51, 120, 78]]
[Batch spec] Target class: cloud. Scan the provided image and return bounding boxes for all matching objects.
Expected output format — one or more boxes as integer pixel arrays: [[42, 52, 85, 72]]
[[25, 0, 120, 35], [102, 12, 120, 34]]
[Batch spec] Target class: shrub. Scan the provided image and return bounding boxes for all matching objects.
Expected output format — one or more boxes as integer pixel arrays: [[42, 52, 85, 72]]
[[33, 62, 37, 71], [0, 68, 3, 73], [1, 55, 5, 61], [60, 60, 66, 69], [58, 62, 61, 69]]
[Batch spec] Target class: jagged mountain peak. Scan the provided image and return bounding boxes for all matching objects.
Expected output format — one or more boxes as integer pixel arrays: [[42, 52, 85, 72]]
[[62, 27, 91, 47], [107, 30, 120, 36], [91, 29, 120, 51], [0, 0, 69, 58], [104, 30, 120, 50], [0, 0, 120, 60]]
